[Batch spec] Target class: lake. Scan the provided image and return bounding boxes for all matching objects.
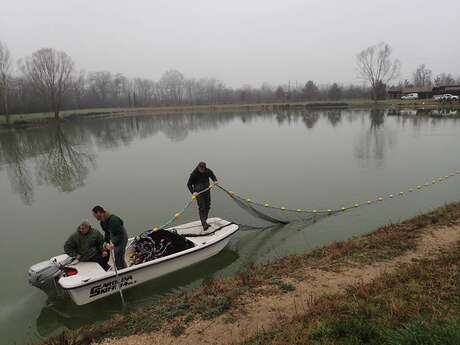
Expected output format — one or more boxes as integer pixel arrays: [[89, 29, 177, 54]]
[[1, 108, 460, 345]]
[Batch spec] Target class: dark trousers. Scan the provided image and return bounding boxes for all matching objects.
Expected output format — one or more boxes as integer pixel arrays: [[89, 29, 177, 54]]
[[87, 252, 110, 271], [113, 235, 128, 270], [197, 190, 211, 227]]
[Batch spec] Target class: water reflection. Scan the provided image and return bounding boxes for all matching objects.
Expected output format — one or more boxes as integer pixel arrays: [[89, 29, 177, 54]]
[[0, 130, 35, 204], [1, 109, 457, 205], [388, 108, 459, 118], [327, 110, 342, 127], [302, 112, 320, 128], [36, 123, 96, 192], [354, 108, 395, 167]]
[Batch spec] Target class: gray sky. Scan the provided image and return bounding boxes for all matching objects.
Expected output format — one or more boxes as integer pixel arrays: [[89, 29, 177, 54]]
[[1, 0, 459, 87]]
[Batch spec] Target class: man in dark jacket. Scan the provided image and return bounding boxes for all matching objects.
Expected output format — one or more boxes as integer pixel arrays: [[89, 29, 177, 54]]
[[92, 206, 129, 269], [64, 220, 110, 271], [187, 162, 218, 230]]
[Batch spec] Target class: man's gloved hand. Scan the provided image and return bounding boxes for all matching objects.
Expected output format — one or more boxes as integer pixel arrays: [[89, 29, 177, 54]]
[[104, 243, 114, 251], [75, 255, 81, 261]]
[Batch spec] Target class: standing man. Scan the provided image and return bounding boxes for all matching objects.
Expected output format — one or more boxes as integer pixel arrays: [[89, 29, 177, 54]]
[[64, 220, 110, 271], [92, 206, 128, 269], [187, 161, 218, 230]]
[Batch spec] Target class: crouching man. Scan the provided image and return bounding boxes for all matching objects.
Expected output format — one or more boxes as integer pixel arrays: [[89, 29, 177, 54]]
[[64, 220, 110, 271]]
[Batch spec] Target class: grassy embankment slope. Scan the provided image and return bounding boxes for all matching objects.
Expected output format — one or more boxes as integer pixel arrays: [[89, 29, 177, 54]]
[[4, 99, 459, 126], [38, 202, 460, 345]]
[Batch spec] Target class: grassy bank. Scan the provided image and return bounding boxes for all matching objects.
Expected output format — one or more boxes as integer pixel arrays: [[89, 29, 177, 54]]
[[243, 243, 460, 345], [35, 202, 460, 345], [3, 99, 459, 127]]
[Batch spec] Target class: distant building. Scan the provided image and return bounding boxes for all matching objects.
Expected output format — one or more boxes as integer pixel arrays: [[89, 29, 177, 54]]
[[387, 85, 460, 99], [387, 86, 433, 99], [432, 85, 460, 97]]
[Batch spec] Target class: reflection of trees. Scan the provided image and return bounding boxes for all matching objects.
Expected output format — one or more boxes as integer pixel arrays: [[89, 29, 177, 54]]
[[0, 131, 34, 204], [327, 110, 342, 127], [301, 112, 319, 129], [0, 122, 96, 203], [354, 108, 394, 167], [36, 122, 96, 192]]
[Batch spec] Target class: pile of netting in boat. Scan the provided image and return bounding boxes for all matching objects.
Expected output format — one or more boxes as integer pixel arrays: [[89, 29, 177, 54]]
[[126, 229, 195, 266]]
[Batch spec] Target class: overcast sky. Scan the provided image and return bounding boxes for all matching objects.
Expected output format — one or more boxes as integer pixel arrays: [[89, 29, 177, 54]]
[[1, 0, 459, 87]]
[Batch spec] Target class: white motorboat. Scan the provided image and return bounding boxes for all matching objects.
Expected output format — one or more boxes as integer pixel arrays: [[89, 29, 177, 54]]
[[28, 218, 238, 305]]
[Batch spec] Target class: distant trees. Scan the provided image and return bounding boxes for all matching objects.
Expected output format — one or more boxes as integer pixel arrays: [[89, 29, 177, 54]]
[[159, 69, 185, 105], [413, 64, 432, 87], [328, 83, 342, 100], [302, 80, 319, 100], [3, 39, 460, 118], [356, 42, 400, 101], [434, 73, 456, 87], [21, 48, 75, 119], [0, 41, 12, 122], [275, 86, 285, 101]]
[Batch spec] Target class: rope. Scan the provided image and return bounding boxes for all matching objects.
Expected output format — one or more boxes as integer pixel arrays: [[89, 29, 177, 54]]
[[111, 246, 126, 307], [217, 170, 460, 217], [142, 169, 460, 235], [147, 185, 214, 234]]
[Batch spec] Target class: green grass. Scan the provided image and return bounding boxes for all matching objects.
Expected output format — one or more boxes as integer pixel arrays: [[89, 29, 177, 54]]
[[241, 240, 460, 345], [385, 318, 460, 345]]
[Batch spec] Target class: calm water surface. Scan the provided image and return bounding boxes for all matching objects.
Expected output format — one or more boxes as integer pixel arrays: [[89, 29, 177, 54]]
[[1, 109, 460, 344]]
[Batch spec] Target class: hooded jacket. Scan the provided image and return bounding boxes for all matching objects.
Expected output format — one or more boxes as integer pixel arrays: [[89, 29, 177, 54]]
[[187, 167, 217, 193], [64, 227, 104, 261]]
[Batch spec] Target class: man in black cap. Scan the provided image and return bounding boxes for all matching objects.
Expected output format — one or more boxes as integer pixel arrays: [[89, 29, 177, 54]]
[[187, 162, 217, 230]]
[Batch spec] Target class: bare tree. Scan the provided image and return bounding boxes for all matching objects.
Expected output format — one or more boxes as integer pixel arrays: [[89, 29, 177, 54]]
[[434, 73, 456, 87], [0, 41, 12, 123], [356, 42, 400, 101], [22, 48, 74, 119], [413, 64, 432, 87], [159, 69, 185, 105], [302, 80, 320, 100]]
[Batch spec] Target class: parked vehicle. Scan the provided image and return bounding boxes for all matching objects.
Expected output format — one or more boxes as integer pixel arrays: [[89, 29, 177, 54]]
[[434, 94, 459, 102], [401, 93, 419, 100]]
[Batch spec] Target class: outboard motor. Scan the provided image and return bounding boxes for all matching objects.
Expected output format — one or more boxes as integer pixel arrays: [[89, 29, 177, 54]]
[[28, 257, 74, 294]]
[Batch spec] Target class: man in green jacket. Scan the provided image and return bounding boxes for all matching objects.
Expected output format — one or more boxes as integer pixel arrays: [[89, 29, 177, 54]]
[[64, 220, 110, 271], [92, 205, 129, 269]]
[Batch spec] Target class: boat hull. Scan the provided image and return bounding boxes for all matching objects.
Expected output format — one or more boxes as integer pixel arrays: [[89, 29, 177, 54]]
[[36, 218, 239, 305], [67, 232, 232, 305]]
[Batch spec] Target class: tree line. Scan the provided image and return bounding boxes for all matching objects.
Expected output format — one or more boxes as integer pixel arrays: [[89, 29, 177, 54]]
[[0, 40, 459, 120]]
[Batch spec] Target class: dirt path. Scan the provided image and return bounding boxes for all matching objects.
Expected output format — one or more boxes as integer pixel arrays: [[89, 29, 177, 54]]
[[99, 225, 460, 345]]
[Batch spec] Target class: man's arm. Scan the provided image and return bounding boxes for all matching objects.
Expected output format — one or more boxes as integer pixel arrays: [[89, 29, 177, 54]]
[[103, 227, 111, 243], [64, 235, 78, 258], [95, 230, 105, 252], [187, 174, 195, 193], [107, 216, 124, 246], [208, 169, 217, 182]]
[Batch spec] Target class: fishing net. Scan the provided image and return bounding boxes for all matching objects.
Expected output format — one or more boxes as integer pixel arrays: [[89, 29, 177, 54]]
[[146, 183, 338, 233], [126, 169, 460, 265]]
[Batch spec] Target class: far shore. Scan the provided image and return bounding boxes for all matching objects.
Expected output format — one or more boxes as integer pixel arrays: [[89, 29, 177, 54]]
[[1, 99, 459, 127]]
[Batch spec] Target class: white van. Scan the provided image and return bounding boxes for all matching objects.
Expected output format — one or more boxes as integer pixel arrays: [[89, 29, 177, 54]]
[[401, 93, 419, 100]]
